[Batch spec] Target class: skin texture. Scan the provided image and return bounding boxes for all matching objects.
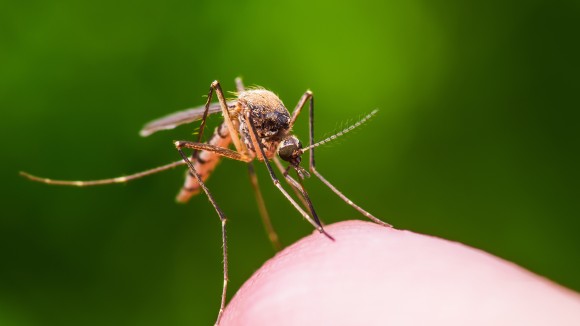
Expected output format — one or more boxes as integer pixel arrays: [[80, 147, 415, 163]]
[[221, 220, 580, 326]]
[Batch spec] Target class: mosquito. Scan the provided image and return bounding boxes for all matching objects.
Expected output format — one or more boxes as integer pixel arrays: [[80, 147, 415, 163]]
[[20, 78, 391, 325]]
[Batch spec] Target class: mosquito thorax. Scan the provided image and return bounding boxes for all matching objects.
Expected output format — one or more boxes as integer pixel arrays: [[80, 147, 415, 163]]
[[238, 90, 290, 139], [277, 135, 303, 164]]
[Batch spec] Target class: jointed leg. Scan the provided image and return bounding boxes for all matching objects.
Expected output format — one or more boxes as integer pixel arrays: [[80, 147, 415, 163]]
[[235, 77, 282, 250], [20, 160, 186, 186], [175, 141, 252, 163], [209, 80, 250, 158], [176, 140, 284, 251], [289, 90, 313, 128], [273, 157, 326, 229], [273, 157, 311, 214], [174, 85, 252, 323], [247, 163, 282, 251], [174, 143, 229, 326], [245, 110, 333, 240], [280, 167, 321, 227], [302, 92, 392, 227], [196, 84, 218, 145]]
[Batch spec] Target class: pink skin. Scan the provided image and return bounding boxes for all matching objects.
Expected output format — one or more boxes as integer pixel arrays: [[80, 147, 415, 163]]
[[221, 220, 580, 326]]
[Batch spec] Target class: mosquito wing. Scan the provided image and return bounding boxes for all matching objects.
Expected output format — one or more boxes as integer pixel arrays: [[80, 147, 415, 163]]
[[140, 103, 225, 137]]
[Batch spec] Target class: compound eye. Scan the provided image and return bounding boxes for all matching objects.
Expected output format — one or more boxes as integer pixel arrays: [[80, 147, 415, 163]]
[[278, 143, 296, 161], [277, 137, 302, 162]]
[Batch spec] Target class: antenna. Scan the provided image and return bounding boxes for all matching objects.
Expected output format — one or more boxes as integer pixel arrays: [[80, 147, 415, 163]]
[[300, 109, 378, 153]]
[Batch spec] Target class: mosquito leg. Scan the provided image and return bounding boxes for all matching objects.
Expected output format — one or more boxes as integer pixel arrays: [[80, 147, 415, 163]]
[[175, 144, 229, 326], [245, 111, 334, 241], [175, 135, 257, 204], [189, 81, 236, 164], [289, 90, 313, 128], [273, 157, 311, 212], [236, 79, 287, 249], [175, 141, 252, 163], [311, 169, 391, 227], [175, 83, 228, 203], [178, 134, 285, 251], [185, 82, 221, 161], [239, 78, 282, 250], [196, 84, 216, 145], [210, 80, 250, 158], [304, 92, 392, 227], [19, 160, 186, 186], [247, 163, 282, 251], [280, 167, 322, 228]]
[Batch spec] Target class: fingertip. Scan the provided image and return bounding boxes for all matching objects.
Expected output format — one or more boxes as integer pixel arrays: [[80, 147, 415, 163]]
[[221, 220, 580, 326]]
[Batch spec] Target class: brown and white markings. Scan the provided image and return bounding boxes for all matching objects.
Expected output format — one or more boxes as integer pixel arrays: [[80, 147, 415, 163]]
[[20, 78, 391, 325]]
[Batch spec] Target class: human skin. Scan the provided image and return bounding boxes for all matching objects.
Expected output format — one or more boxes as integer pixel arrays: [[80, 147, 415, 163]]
[[220, 220, 580, 326]]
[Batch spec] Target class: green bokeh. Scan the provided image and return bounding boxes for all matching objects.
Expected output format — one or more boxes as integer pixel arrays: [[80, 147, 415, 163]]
[[2, 0, 579, 325]]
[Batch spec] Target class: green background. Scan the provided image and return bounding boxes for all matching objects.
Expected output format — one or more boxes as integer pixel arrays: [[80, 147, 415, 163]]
[[2, 0, 579, 325]]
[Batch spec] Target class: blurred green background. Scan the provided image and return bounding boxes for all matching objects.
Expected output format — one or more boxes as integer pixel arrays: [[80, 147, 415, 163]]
[[2, 0, 579, 325]]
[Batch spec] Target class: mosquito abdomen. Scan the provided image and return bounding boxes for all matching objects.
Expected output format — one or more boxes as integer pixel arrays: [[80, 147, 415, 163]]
[[176, 122, 231, 203]]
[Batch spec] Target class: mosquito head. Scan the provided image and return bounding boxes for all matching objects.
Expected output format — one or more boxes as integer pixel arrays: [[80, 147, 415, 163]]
[[277, 135, 303, 165], [278, 135, 311, 179]]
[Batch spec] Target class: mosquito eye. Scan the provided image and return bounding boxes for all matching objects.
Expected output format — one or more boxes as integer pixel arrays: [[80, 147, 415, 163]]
[[278, 137, 302, 162], [278, 143, 296, 161]]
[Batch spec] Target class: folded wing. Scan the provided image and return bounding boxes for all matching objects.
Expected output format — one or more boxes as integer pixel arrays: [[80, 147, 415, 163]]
[[140, 103, 225, 137]]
